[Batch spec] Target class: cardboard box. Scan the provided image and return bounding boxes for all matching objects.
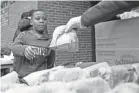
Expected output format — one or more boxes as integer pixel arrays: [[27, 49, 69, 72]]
[[96, 38, 139, 48], [95, 17, 139, 48], [95, 17, 139, 65], [96, 48, 139, 65]]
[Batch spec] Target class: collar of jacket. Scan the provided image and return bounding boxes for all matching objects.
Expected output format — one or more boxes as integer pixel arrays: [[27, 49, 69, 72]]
[[30, 30, 50, 40]]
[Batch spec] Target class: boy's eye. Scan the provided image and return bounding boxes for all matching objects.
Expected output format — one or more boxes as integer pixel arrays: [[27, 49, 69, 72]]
[[43, 18, 47, 21], [35, 17, 47, 21], [35, 17, 40, 20]]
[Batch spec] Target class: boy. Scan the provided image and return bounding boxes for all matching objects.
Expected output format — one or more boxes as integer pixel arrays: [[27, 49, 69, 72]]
[[10, 9, 55, 79]]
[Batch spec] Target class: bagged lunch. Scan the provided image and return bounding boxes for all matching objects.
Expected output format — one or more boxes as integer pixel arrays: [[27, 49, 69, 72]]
[[49, 25, 79, 52], [104, 64, 135, 88], [67, 77, 111, 93], [49, 67, 83, 82], [0, 71, 19, 84], [23, 66, 64, 86], [82, 62, 110, 78]]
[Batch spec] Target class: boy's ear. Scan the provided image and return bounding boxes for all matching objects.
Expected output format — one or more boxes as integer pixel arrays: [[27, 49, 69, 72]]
[[30, 20, 33, 25]]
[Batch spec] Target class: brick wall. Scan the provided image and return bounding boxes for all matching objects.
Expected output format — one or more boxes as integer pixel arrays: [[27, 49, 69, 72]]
[[38, 1, 93, 65], [1, 1, 37, 47], [1, 1, 94, 65]]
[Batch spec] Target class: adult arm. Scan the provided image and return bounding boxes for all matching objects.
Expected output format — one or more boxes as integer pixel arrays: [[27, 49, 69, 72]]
[[81, 1, 139, 27]]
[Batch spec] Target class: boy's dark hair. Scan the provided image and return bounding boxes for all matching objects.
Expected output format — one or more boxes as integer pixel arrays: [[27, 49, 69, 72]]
[[31, 9, 45, 18], [21, 9, 35, 19], [21, 12, 29, 19]]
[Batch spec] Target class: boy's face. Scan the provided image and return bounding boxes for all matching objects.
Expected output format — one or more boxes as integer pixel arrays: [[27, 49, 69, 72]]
[[31, 11, 47, 33]]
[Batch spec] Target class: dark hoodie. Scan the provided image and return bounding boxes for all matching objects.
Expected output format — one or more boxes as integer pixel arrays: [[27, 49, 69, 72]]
[[11, 30, 55, 78]]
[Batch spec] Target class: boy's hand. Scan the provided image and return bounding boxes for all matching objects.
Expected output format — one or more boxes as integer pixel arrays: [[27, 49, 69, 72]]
[[24, 46, 35, 60]]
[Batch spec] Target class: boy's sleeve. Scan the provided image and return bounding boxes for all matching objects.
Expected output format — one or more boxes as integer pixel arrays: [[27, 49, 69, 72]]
[[47, 49, 55, 69], [10, 32, 28, 56], [13, 29, 21, 42]]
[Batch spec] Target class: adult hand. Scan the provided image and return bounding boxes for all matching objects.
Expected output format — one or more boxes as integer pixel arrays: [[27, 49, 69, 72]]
[[65, 16, 86, 33], [24, 46, 35, 60]]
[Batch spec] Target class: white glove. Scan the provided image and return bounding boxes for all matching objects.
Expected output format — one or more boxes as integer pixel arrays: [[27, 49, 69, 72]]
[[24, 46, 35, 60], [65, 16, 86, 33]]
